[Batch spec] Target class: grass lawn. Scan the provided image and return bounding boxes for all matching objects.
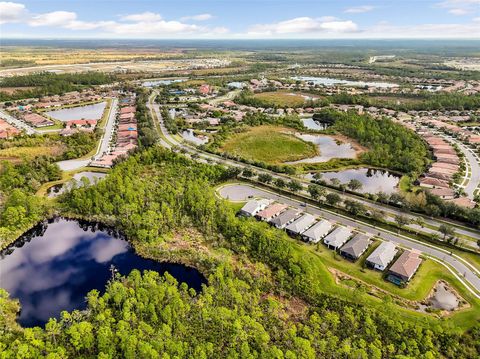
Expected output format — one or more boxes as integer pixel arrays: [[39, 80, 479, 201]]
[[253, 91, 316, 107], [0, 145, 64, 161], [221, 125, 317, 164]]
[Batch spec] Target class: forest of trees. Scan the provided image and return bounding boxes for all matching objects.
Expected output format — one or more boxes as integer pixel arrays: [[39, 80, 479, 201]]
[[1, 146, 474, 357], [0, 72, 115, 101], [316, 109, 430, 175], [135, 89, 159, 148]]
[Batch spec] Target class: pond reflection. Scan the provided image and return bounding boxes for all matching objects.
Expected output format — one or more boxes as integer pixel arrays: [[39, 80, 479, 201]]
[[0, 218, 206, 327]]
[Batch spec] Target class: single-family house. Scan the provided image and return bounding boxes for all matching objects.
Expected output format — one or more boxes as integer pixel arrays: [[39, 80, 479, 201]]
[[301, 219, 333, 243], [339, 233, 371, 261], [388, 250, 422, 285], [255, 203, 288, 222], [285, 213, 316, 237], [323, 227, 352, 250], [269, 209, 301, 229], [365, 241, 398, 271], [238, 199, 271, 217]]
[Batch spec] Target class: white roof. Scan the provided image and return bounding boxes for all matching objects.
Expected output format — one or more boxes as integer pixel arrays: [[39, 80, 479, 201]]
[[324, 227, 352, 247], [366, 241, 397, 267], [240, 199, 270, 215], [285, 213, 316, 234], [302, 219, 332, 240]]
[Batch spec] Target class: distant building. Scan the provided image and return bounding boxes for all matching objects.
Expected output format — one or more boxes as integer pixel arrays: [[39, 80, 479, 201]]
[[269, 209, 301, 229], [365, 241, 398, 271], [255, 203, 288, 222], [285, 213, 316, 236]]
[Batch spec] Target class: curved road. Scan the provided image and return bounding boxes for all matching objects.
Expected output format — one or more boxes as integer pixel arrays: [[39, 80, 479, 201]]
[[219, 183, 480, 297]]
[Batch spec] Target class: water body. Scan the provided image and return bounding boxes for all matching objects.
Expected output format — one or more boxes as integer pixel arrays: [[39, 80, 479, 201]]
[[181, 129, 209, 146], [45, 102, 107, 122], [142, 79, 186, 87], [47, 171, 107, 197], [429, 282, 459, 311], [302, 118, 328, 131], [306, 168, 400, 194], [292, 76, 398, 89], [0, 219, 206, 327], [288, 134, 356, 163]]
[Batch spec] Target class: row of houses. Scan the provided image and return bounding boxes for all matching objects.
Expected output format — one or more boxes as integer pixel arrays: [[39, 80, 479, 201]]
[[91, 95, 138, 168], [0, 118, 21, 139], [239, 198, 422, 285], [20, 112, 54, 128]]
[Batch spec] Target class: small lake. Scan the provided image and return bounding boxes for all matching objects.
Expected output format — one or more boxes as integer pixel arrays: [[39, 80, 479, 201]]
[[142, 79, 186, 87], [181, 129, 209, 146], [292, 76, 398, 89], [302, 118, 328, 131], [306, 168, 400, 194], [0, 219, 206, 327], [288, 134, 356, 163], [47, 171, 107, 197], [45, 102, 107, 122]]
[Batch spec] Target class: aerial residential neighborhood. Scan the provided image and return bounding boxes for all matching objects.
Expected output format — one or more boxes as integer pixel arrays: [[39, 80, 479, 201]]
[[0, 0, 480, 357]]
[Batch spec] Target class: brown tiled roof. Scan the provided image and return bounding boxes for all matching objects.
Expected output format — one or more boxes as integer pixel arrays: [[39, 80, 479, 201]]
[[389, 250, 422, 279]]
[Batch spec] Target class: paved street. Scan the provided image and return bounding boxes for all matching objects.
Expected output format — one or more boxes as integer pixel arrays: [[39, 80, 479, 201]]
[[0, 109, 37, 135], [218, 183, 480, 297]]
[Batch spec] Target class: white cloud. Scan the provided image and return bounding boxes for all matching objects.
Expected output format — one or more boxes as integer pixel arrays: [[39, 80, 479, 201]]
[[120, 11, 162, 22], [180, 13, 213, 21], [344, 5, 375, 14], [363, 20, 480, 38], [29, 11, 77, 27], [0, 1, 26, 24], [449, 8, 469, 14], [436, 0, 480, 15], [248, 17, 358, 36]]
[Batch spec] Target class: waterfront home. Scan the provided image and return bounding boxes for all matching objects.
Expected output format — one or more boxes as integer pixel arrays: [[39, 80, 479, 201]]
[[365, 241, 398, 271], [323, 227, 352, 250], [285, 213, 316, 237], [301, 219, 333, 243], [339, 233, 371, 261], [387, 250, 422, 285]]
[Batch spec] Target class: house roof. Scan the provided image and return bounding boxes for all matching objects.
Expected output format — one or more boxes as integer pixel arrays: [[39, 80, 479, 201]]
[[285, 213, 316, 234], [269, 209, 301, 227], [389, 250, 422, 278], [302, 219, 333, 241], [340, 233, 371, 258], [324, 227, 352, 247], [240, 199, 270, 215], [256, 203, 288, 220], [366, 241, 397, 267]]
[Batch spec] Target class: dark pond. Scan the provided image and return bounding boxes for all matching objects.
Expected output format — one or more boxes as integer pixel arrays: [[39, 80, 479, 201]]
[[305, 168, 400, 194], [0, 218, 206, 328]]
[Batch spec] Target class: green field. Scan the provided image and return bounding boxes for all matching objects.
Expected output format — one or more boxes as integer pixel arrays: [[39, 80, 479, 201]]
[[253, 91, 315, 107], [221, 125, 318, 164]]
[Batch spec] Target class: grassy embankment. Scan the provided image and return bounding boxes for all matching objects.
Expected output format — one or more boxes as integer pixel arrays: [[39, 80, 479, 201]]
[[221, 125, 318, 164], [252, 90, 317, 107]]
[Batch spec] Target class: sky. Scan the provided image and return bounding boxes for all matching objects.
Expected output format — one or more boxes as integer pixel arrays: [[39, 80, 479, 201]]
[[0, 0, 479, 39]]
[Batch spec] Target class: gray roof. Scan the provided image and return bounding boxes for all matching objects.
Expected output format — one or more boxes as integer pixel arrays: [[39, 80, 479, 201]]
[[366, 241, 397, 268], [240, 199, 270, 215], [340, 233, 371, 258], [285, 213, 316, 234], [269, 208, 300, 227], [324, 227, 352, 248], [302, 219, 333, 242]]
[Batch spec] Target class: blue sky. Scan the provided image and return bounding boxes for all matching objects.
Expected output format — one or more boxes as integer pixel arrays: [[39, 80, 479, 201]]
[[1, 0, 479, 38]]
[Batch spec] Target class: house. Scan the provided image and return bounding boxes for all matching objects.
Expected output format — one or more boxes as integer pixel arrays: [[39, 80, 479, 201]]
[[255, 203, 288, 222], [23, 113, 54, 127], [366, 241, 398, 271], [238, 199, 271, 217], [199, 84, 211, 95], [323, 227, 352, 250], [419, 177, 450, 189], [387, 249, 422, 285], [429, 187, 455, 199], [301, 219, 333, 243], [285, 213, 316, 236], [339, 233, 371, 261], [269, 209, 301, 229]]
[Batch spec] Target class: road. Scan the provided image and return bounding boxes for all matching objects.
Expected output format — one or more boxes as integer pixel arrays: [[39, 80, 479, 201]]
[[148, 92, 480, 296], [57, 98, 118, 171], [457, 141, 480, 199], [0, 109, 37, 135], [219, 183, 480, 297]]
